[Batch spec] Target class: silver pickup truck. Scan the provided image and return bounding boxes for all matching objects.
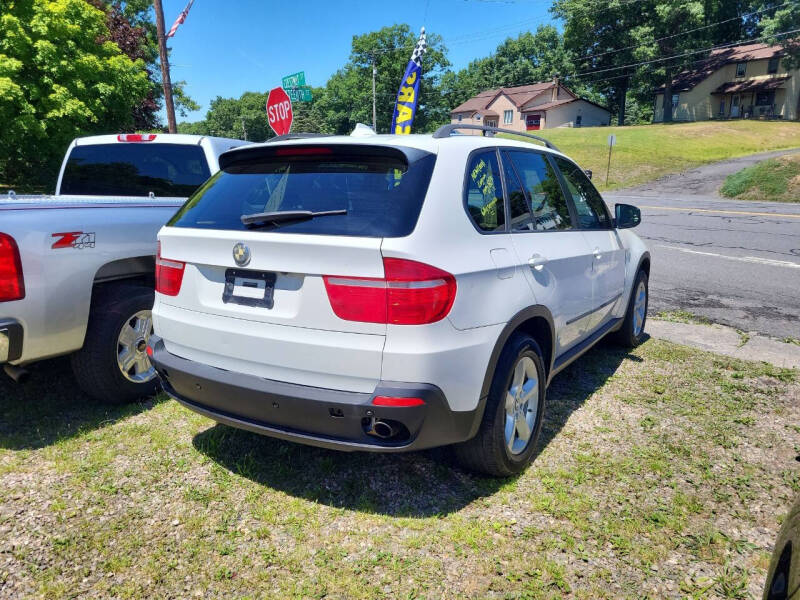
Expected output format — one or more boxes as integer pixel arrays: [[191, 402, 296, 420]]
[[1, 133, 249, 403]]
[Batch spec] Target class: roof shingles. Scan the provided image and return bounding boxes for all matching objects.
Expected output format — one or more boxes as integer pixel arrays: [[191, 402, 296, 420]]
[[657, 42, 786, 93], [451, 82, 557, 114]]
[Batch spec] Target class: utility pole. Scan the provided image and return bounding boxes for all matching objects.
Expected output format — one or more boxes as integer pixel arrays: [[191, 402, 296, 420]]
[[154, 0, 177, 133], [241, 117, 248, 141], [372, 57, 377, 132]]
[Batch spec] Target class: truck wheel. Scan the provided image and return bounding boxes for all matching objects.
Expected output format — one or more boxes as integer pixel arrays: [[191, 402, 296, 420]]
[[71, 284, 159, 404], [453, 333, 546, 477], [612, 269, 649, 348]]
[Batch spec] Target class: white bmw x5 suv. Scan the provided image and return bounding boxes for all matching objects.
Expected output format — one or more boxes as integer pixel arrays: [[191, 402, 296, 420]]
[[148, 125, 650, 477]]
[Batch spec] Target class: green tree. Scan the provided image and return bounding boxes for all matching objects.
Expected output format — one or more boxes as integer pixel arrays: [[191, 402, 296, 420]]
[[316, 24, 451, 134], [756, 0, 800, 67], [552, 0, 795, 124], [0, 0, 152, 184], [182, 88, 327, 141], [92, 0, 198, 127]]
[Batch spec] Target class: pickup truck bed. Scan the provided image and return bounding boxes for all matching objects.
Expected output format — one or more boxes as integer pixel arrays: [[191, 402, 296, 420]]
[[1, 194, 182, 365]]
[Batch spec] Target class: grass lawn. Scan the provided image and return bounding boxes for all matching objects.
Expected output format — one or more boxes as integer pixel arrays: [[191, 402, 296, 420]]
[[1, 340, 798, 599], [720, 153, 800, 202], [506, 120, 800, 191]]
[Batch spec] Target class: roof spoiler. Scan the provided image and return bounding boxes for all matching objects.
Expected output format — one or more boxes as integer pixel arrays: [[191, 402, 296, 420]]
[[432, 124, 559, 151]]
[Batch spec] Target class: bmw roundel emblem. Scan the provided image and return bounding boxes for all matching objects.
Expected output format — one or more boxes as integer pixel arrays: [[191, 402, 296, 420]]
[[232, 242, 251, 267]]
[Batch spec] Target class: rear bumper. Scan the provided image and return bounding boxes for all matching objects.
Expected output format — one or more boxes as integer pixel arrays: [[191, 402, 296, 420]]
[[0, 319, 23, 364], [149, 337, 484, 452]]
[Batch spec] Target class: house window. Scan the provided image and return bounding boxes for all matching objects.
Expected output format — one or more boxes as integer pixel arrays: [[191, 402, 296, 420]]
[[719, 99, 726, 116], [503, 110, 513, 125], [457, 114, 462, 122], [756, 90, 775, 106], [768, 57, 779, 74], [736, 62, 746, 77], [525, 114, 541, 130], [671, 94, 679, 110]]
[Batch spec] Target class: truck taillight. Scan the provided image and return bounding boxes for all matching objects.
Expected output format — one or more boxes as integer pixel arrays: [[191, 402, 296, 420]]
[[323, 258, 456, 325], [117, 134, 157, 142], [0, 233, 25, 302], [0, 233, 25, 303], [155, 242, 185, 297]]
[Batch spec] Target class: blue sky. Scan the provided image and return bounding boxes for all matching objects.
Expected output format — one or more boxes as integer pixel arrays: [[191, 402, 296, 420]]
[[161, 0, 558, 122]]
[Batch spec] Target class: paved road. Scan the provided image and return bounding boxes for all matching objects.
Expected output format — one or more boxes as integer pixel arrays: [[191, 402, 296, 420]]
[[605, 149, 800, 340]]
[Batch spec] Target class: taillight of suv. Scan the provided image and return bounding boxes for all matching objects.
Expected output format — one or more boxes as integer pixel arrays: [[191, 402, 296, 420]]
[[323, 258, 456, 325], [155, 242, 185, 296], [0, 233, 25, 302]]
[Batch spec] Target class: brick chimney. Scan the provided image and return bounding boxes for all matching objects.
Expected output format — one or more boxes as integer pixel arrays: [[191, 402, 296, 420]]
[[552, 76, 559, 102]]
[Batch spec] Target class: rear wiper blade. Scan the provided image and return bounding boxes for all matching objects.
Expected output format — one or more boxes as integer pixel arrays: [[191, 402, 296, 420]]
[[241, 209, 347, 229]]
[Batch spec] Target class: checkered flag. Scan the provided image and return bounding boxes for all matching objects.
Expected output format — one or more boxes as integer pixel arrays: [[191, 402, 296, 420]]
[[410, 27, 427, 67]]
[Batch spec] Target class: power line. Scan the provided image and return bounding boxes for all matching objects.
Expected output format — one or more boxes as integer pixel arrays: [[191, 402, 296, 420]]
[[576, 0, 798, 63], [568, 27, 800, 79]]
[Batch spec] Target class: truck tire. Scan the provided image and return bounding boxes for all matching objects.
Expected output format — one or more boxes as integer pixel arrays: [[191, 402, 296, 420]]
[[71, 284, 159, 404], [453, 333, 546, 477]]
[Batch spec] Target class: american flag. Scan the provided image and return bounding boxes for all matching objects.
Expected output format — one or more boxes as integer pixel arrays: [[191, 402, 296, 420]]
[[166, 0, 194, 38]]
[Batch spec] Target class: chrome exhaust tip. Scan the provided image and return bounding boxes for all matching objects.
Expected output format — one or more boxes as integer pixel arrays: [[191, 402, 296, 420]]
[[366, 418, 396, 439], [4, 364, 30, 384]]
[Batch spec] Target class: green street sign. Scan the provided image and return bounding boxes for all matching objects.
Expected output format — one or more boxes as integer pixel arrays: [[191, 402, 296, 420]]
[[281, 71, 306, 89], [287, 87, 313, 102]]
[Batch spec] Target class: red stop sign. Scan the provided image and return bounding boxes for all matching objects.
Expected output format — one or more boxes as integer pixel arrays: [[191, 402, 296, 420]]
[[266, 87, 293, 136]]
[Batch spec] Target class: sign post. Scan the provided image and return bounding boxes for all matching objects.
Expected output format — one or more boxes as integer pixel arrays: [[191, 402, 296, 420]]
[[605, 134, 617, 186], [266, 86, 293, 137]]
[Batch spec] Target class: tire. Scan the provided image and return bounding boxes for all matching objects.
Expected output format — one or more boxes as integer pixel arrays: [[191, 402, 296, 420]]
[[71, 284, 159, 404], [612, 269, 649, 348], [453, 333, 546, 477]]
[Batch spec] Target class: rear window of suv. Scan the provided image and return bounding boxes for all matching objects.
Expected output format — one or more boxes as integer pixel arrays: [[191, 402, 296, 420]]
[[168, 144, 436, 238], [60, 143, 211, 197]]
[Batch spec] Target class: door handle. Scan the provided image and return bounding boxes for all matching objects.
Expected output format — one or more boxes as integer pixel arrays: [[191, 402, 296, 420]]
[[593, 247, 603, 260], [528, 254, 547, 271]]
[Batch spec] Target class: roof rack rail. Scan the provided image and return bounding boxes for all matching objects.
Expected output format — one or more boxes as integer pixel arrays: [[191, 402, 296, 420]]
[[264, 133, 329, 143], [432, 124, 559, 151]]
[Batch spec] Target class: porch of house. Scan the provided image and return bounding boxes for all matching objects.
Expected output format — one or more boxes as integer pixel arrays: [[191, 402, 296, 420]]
[[711, 77, 789, 120]]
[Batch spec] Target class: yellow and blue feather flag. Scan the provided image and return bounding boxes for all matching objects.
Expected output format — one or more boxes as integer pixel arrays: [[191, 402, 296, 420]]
[[391, 28, 427, 135]]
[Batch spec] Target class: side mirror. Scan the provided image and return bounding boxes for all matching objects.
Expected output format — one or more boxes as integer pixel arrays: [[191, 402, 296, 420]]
[[615, 203, 641, 229], [584, 169, 593, 180]]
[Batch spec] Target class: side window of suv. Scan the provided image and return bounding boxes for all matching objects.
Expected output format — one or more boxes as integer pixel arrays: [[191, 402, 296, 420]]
[[505, 150, 572, 231], [553, 156, 612, 229], [465, 150, 505, 232]]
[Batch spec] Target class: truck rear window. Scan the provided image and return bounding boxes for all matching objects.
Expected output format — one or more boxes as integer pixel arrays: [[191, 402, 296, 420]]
[[168, 145, 436, 238], [60, 143, 211, 197]]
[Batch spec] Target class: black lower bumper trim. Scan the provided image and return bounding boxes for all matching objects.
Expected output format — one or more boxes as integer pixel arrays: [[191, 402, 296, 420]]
[[149, 337, 483, 452], [0, 319, 23, 363]]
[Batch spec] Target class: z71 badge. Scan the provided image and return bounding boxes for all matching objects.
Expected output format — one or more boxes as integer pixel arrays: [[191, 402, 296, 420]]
[[51, 232, 96, 250]]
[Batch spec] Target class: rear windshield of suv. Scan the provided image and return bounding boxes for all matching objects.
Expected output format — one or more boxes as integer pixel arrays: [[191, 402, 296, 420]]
[[60, 143, 211, 197], [167, 144, 436, 238]]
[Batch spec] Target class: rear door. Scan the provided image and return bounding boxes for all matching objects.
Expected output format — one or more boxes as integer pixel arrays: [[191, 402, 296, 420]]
[[155, 143, 436, 392], [502, 149, 596, 355], [551, 156, 626, 333]]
